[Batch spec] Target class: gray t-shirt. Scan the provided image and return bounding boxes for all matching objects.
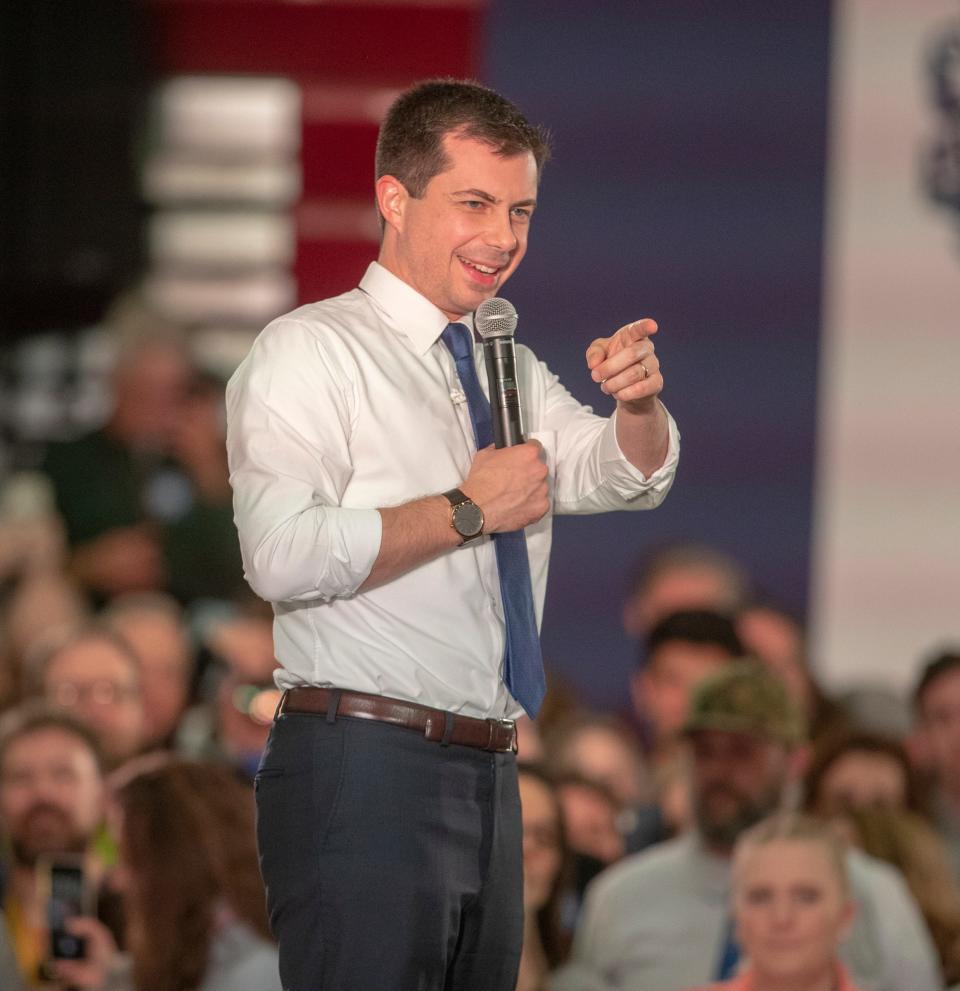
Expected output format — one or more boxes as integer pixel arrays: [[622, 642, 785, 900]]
[[552, 833, 943, 991]]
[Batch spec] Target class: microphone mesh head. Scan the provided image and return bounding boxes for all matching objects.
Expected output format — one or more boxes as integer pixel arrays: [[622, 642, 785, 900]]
[[475, 297, 518, 339]]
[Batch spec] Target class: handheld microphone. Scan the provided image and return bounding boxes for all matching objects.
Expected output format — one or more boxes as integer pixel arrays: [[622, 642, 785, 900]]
[[475, 297, 524, 449]]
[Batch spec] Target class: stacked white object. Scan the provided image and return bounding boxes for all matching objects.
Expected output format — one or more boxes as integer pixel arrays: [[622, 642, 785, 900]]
[[142, 76, 302, 369]]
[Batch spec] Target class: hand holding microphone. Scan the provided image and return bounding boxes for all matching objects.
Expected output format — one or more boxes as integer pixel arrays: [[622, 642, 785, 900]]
[[475, 297, 526, 449], [460, 297, 548, 533]]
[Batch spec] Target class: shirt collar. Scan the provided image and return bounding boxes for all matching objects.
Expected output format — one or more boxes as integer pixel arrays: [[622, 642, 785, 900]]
[[359, 261, 475, 356]]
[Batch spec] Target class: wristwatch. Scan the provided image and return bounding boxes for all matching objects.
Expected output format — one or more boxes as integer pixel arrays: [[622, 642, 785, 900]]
[[443, 488, 484, 543]]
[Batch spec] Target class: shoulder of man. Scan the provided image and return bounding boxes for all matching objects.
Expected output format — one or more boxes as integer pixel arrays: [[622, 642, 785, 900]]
[[583, 835, 700, 909], [846, 844, 916, 899], [255, 287, 371, 349], [227, 289, 371, 397]]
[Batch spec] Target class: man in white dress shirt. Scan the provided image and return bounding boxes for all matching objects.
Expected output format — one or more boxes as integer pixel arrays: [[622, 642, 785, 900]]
[[226, 79, 679, 991]]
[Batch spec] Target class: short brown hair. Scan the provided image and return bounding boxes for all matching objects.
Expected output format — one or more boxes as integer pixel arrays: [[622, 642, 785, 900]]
[[375, 78, 551, 204]]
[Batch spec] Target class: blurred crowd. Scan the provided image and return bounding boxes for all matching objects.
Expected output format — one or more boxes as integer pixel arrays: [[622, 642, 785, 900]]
[[1, 315, 959, 991]]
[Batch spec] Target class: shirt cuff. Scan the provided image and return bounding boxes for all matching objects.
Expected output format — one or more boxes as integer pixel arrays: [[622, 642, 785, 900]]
[[597, 403, 681, 500]]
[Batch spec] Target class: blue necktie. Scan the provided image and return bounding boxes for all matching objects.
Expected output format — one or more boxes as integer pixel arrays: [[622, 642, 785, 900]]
[[441, 322, 546, 718]]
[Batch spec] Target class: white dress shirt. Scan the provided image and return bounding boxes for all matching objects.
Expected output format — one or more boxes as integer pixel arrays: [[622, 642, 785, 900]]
[[226, 262, 680, 719]]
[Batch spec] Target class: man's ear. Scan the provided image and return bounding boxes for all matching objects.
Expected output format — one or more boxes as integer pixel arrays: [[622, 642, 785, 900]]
[[375, 174, 408, 234]]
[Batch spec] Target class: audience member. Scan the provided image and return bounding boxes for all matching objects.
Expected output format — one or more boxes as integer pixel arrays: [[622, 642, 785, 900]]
[[177, 613, 280, 778], [516, 765, 573, 991], [554, 774, 626, 889], [25, 626, 147, 770], [0, 572, 89, 712], [40, 332, 242, 603], [913, 650, 960, 882], [804, 731, 927, 818], [53, 758, 281, 991], [684, 814, 861, 991], [630, 609, 744, 760], [544, 713, 663, 853], [544, 714, 650, 813], [553, 663, 942, 991], [0, 705, 109, 989], [735, 602, 850, 745], [622, 544, 751, 639], [101, 593, 194, 751], [839, 806, 960, 986]]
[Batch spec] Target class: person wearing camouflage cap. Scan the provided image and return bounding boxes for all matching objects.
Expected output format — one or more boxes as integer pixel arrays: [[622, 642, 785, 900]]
[[681, 661, 806, 854], [682, 660, 806, 748], [552, 662, 942, 991]]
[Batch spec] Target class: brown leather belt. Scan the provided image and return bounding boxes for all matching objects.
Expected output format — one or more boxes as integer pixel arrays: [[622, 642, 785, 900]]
[[278, 686, 517, 753]]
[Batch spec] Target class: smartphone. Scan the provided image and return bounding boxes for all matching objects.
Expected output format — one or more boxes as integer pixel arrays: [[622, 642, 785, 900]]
[[40, 856, 93, 961]]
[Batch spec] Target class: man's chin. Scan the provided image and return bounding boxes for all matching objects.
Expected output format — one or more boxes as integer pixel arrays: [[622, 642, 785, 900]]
[[695, 802, 768, 850]]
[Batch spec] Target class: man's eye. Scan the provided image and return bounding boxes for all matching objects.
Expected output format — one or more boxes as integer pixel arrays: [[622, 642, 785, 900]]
[[462, 200, 484, 209], [512, 208, 532, 220]]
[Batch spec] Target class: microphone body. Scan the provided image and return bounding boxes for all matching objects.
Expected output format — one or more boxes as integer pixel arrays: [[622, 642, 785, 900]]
[[482, 336, 524, 448], [475, 297, 524, 449]]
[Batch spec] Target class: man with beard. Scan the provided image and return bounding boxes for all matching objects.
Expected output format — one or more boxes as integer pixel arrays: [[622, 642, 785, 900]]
[[0, 705, 107, 989], [554, 664, 941, 991]]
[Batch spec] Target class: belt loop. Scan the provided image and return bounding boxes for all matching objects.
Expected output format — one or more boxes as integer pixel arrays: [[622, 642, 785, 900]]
[[273, 690, 287, 722], [325, 689, 342, 724], [441, 711, 454, 747]]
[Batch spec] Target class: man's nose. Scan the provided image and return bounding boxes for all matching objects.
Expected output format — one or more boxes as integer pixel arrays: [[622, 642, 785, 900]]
[[484, 209, 518, 253]]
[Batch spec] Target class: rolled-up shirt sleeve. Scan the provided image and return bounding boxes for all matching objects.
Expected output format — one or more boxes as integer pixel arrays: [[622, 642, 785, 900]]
[[529, 351, 680, 515], [595, 404, 680, 500], [225, 318, 382, 604]]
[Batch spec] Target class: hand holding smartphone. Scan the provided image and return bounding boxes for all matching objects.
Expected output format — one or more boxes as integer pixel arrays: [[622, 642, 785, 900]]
[[39, 856, 93, 963]]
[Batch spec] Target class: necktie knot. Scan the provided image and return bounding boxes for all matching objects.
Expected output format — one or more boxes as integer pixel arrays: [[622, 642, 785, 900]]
[[441, 322, 473, 362]]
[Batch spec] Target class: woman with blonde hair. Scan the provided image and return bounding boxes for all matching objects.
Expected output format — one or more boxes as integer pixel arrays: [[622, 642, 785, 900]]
[[686, 813, 861, 991]]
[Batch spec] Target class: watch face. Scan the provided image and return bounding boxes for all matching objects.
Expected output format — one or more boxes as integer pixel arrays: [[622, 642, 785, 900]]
[[453, 501, 484, 538]]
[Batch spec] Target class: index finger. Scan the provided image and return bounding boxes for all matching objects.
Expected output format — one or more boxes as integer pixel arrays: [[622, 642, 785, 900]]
[[616, 318, 658, 342]]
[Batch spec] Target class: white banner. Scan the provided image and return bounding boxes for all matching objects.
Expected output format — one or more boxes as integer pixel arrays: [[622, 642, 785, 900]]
[[812, 0, 960, 693]]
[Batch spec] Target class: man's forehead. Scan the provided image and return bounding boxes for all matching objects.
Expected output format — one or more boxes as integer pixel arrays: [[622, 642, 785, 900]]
[[436, 131, 538, 179], [3, 727, 96, 766]]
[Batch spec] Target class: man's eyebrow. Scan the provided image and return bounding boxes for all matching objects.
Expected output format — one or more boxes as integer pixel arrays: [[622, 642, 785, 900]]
[[450, 188, 537, 208]]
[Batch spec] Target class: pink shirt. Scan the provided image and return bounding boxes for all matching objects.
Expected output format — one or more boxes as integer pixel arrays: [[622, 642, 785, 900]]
[[686, 963, 862, 991]]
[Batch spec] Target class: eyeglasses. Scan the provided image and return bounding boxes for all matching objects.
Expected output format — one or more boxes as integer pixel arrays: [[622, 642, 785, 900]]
[[231, 684, 282, 725], [49, 681, 140, 708]]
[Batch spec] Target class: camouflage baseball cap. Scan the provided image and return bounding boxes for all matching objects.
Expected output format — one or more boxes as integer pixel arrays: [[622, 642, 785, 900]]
[[682, 661, 806, 745]]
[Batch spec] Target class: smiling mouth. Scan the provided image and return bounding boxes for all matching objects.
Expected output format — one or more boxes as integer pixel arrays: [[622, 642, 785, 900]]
[[458, 256, 501, 278]]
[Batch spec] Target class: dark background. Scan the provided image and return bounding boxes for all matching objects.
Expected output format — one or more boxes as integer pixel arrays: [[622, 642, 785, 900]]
[[0, 1, 833, 710], [484, 0, 832, 707]]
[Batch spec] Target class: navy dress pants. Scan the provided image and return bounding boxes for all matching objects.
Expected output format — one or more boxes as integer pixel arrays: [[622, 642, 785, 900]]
[[254, 710, 524, 991]]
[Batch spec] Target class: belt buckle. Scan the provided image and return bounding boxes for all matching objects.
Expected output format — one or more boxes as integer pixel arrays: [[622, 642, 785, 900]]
[[494, 717, 517, 753]]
